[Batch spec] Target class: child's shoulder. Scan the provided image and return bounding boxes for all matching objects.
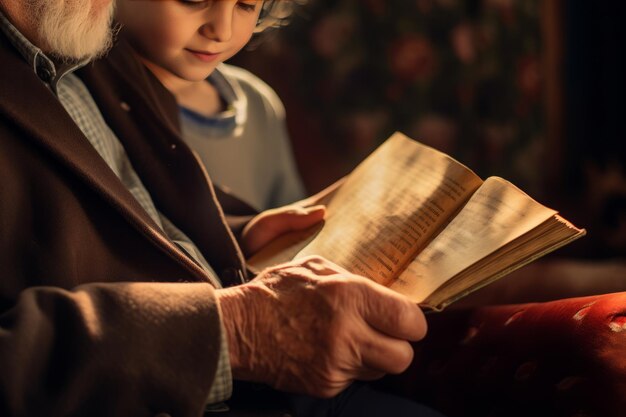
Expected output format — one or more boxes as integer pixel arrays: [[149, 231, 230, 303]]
[[217, 64, 285, 117]]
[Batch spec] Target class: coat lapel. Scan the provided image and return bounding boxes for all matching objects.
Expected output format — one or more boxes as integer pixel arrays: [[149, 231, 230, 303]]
[[0, 34, 209, 282], [79, 39, 249, 284]]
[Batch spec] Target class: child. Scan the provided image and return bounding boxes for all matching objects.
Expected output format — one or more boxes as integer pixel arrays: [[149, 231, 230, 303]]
[[117, 0, 306, 211]]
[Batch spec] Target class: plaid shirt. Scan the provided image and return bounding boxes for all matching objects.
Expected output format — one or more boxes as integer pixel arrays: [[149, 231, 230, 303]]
[[0, 11, 232, 407]]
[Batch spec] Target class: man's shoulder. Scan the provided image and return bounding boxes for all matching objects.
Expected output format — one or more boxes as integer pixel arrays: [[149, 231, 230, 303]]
[[81, 38, 153, 90], [78, 38, 180, 130]]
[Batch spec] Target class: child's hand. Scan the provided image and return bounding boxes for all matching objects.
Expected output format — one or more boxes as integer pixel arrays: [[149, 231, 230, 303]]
[[241, 205, 326, 257]]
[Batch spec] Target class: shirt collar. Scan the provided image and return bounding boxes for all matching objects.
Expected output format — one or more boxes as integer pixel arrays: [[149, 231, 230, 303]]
[[208, 64, 248, 125], [0, 8, 89, 91], [179, 64, 248, 137]]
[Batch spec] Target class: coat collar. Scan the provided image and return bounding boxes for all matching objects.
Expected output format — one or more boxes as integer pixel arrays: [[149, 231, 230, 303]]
[[0, 32, 210, 283], [79, 38, 250, 284]]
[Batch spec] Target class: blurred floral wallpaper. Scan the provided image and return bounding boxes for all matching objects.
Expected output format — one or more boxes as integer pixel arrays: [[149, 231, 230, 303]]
[[301, 0, 544, 190]]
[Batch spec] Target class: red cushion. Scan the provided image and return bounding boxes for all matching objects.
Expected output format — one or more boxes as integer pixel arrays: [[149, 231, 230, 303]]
[[379, 292, 626, 417]]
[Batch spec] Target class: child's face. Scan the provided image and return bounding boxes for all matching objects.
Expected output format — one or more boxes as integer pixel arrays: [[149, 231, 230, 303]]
[[117, 0, 262, 82]]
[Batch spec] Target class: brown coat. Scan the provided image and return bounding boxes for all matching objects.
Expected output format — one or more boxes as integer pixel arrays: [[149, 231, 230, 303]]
[[0, 31, 255, 416]]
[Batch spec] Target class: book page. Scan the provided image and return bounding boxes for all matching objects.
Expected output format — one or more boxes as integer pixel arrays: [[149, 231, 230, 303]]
[[248, 133, 483, 281], [423, 214, 585, 310], [292, 133, 484, 285], [391, 177, 558, 302]]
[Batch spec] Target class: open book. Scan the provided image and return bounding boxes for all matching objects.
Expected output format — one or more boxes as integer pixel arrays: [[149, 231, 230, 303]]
[[249, 132, 586, 311]]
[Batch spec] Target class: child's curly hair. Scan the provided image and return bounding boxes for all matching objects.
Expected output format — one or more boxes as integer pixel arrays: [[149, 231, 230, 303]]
[[255, 0, 307, 32]]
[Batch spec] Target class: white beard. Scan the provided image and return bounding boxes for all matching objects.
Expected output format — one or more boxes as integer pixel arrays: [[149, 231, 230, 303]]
[[26, 0, 116, 61]]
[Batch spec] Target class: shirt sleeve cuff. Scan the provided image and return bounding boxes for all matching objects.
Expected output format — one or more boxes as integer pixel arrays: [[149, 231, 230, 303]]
[[205, 301, 233, 405]]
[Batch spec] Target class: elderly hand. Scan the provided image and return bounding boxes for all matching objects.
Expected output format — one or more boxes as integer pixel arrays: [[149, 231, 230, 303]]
[[241, 205, 326, 257], [216, 256, 427, 398]]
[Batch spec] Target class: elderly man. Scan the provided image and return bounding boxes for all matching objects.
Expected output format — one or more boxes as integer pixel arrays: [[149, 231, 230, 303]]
[[0, 0, 429, 416]]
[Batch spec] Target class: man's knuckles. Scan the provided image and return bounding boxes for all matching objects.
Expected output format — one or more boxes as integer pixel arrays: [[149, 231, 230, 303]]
[[387, 342, 415, 374], [305, 363, 353, 398], [395, 302, 428, 341]]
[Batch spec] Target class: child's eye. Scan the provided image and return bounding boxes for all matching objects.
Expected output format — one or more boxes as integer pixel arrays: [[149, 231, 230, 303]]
[[177, 1, 257, 12], [236, 1, 258, 13], [179, 0, 207, 7]]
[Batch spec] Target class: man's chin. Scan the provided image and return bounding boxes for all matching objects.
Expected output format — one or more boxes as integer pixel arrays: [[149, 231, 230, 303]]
[[39, 0, 117, 62], [50, 34, 115, 63]]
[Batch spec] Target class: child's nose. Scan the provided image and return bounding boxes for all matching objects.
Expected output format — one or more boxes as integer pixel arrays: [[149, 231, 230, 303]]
[[199, 2, 233, 42]]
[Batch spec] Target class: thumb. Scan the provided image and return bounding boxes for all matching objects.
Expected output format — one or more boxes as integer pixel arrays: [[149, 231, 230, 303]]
[[242, 205, 326, 256], [271, 205, 326, 232]]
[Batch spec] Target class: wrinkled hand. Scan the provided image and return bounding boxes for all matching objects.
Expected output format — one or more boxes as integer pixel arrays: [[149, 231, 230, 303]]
[[241, 205, 326, 257], [216, 256, 427, 398]]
